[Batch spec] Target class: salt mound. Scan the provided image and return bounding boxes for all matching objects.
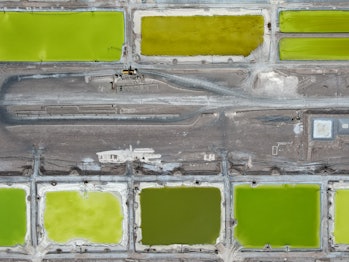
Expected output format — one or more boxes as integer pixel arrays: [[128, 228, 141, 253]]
[[254, 71, 299, 98]]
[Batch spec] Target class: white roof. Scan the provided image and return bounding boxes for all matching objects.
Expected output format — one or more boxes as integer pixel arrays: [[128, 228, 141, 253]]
[[313, 119, 333, 139]]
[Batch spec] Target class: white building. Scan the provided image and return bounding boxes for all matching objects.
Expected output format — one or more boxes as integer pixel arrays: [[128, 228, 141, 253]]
[[96, 146, 161, 165]]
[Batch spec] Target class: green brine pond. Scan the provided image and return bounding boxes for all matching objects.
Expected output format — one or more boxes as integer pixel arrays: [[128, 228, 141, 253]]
[[334, 189, 349, 244], [0, 11, 124, 61], [44, 191, 124, 244], [280, 10, 349, 33], [233, 184, 320, 249], [140, 186, 221, 245], [279, 38, 349, 60], [0, 188, 27, 246]]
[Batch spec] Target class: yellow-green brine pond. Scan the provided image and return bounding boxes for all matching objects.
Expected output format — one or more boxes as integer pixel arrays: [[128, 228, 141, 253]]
[[279, 38, 349, 60], [44, 191, 124, 244], [334, 189, 349, 244], [279, 10, 349, 33], [0, 188, 27, 246], [141, 15, 264, 56], [140, 186, 221, 245], [0, 11, 124, 61], [234, 184, 320, 249]]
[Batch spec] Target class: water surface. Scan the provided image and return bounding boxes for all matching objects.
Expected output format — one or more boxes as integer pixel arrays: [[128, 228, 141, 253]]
[[334, 189, 349, 244], [141, 15, 264, 56], [140, 186, 221, 245], [234, 184, 320, 248], [0, 188, 26, 246], [280, 11, 349, 33], [44, 191, 124, 244], [0, 12, 124, 61], [279, 38, 349, 60]]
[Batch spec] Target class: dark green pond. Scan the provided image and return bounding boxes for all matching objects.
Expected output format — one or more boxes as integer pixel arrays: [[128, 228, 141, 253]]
[[140, 186, 221, 245]]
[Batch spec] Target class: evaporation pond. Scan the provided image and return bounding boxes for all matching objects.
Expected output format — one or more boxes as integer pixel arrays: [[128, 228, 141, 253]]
[[0, 12, 124, 61], [234, 184, 320, 249], [0, 188, 26, 246], [44, 191, 124, 244], [140, 186, 221, 245], [141, 15, 264, 56], [279, 38, 349, 60], [334, 189, 349, 244], [280, 10, 349, 32]]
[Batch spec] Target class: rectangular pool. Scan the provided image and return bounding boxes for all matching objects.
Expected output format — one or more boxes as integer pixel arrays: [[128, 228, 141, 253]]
[[141, 15, 264, 56], [0, 11, 124, 62], [334, 189, 349, 244], [233, 184, 320, 249], [44, 191, 124, 244], [0, 188, 27, 246], [140, 186, 221, 245], [279, 38, 349, 60], [280, 10, 349, 33]]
